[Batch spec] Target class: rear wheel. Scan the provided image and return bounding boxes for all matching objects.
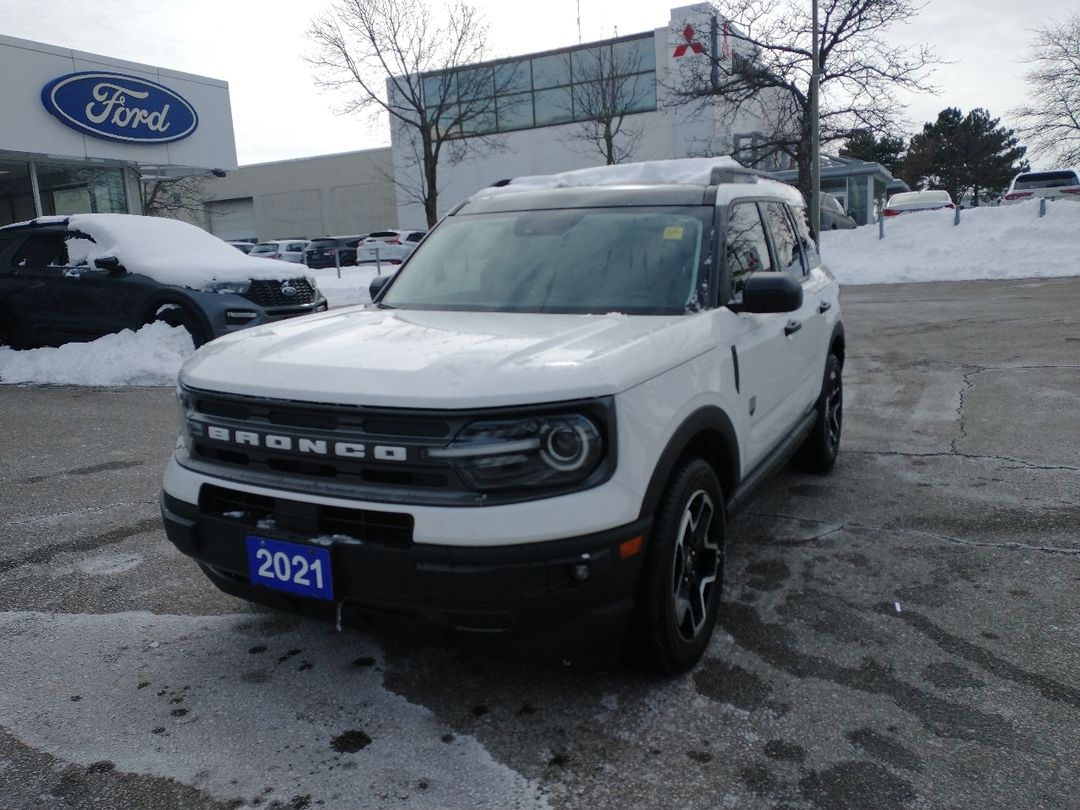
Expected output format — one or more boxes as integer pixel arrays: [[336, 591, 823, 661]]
[[794, 352, 843, 472], [153, 304, 208, 348], [628, 457, 725, 674]]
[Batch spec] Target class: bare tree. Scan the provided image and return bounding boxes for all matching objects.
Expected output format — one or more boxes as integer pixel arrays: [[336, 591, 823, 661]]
[[669, 0, 939, 199], [307, 0, 502, 227], [141, 175, 211, 219], [1013, 15, 1080, 167], [560, 38, 654, 165]]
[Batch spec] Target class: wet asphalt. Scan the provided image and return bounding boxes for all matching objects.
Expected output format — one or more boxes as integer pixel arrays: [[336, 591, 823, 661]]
[[1, 275, 1078, 810]]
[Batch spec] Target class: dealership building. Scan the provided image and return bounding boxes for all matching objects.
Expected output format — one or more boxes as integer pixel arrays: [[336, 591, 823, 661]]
[[0, 33, 239, 228]]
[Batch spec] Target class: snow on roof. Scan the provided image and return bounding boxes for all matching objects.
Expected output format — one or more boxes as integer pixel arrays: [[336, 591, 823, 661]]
[[62, 214, 307, 289], [472, 156, 804, 206]]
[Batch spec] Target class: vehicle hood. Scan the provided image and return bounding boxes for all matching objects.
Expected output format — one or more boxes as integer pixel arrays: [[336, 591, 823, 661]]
[[180, 307, 717, 408]]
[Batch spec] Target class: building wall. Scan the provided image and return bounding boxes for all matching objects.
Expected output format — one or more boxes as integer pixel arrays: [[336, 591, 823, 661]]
[[390, 3, 780, 227], [197, 148, 396, 242]]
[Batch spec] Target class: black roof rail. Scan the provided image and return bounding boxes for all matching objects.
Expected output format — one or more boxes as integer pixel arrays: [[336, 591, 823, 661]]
[[709, 165, 773, 185]]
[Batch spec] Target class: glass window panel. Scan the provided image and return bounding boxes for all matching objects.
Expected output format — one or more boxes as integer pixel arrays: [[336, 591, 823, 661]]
[[725, 202, 773, 297], [620, 73, 656, 113], [423, 72, 455, 105], [534, 87, 574, 126], [35, 163, 127, 216], [457, 65, 494, 100], [571, 46, 609, 82], [531, 52, 571, 89], [0, 160, 35, 227], [497, 92, 534, 131], [762, 202, 804, 276], [494, 60, 531, 94], [460, 106, 497, 136], [613, 36, 655, 74]]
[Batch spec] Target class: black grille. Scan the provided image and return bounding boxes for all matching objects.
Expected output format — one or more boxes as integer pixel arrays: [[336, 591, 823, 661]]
[[243, 278, 317, 308], [199, 485, 414, 547]]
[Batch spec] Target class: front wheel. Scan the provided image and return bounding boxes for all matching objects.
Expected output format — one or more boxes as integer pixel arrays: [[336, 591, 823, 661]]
[[794, 352, 843, 472], [628, 457, 725, 674], [153, 304, 208, 348]]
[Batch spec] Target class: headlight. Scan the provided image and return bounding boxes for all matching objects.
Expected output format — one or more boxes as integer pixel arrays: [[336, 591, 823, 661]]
[[423, 414, 603, 491], [204, 281, 251, 295]]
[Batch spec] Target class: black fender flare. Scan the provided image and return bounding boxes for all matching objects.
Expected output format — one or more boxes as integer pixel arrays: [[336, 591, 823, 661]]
[[143, 295, 213, 342], [638, 406, 740, 521]]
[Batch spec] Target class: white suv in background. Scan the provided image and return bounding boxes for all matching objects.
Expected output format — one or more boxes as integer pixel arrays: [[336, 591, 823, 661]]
[[355, 229, 426, 265], [1002, 168, 1080, 205], [249, 239, 310, 263], [161, 158, 844, 674]]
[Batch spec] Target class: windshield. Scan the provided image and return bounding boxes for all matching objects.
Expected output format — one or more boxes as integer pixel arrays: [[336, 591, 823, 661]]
[[381, 207, 710, 314]]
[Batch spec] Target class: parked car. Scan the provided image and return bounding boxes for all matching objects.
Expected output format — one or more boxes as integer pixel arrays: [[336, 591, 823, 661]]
[[1001, 169, 1080, 205], [882, 189, 955, 217], [820, 192, 857, 229], [355, 229, 426, 265], [226, 240, 255, 254], [250, 239, 309, 263], [304, 235, 367, 269], [161, 157, 844, 673], [0, 214, 327, 349]]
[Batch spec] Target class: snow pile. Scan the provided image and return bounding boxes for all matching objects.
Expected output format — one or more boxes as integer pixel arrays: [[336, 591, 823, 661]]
[[62, 213, 309, 288], [0, 321, 193, 386], [822, 199, 1080, 285], [310, 263, 386, 307]]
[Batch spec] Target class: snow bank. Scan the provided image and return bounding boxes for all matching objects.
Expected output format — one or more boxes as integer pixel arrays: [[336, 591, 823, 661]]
[[821, 199, 1080, 285], [0, 321, 193, 386]]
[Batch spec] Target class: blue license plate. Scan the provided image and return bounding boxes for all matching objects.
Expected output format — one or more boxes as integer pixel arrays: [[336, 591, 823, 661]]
[[245, 535, 333, 601]]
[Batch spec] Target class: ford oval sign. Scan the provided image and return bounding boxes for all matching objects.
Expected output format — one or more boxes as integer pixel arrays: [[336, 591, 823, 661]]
[[41, 71, 199, 144]]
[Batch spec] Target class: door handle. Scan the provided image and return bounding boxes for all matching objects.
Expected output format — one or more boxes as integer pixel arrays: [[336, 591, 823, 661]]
[[818, 300, 831, 313], [784, 319, 802, 336]]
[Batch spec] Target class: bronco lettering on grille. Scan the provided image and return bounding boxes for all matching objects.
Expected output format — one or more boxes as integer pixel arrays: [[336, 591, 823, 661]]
[[204, 425, 407, 462]]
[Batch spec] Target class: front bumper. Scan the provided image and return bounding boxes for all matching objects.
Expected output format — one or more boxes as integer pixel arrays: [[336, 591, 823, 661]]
[[161, 489, 651, 659]]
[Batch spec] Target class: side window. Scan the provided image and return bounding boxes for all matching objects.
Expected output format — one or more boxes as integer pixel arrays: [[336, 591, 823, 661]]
[[762, 201, 805, 277], [789, 205, 820, 269], [11, 234, 68, 269], [725, 202, 773, 296], [406, 232, 424, 243]]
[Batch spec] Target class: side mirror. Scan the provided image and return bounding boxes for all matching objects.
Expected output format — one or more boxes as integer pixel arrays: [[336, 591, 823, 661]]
[[93, 256, 125, 273], [728, 273, 803, 314], [369, 274, 392, 301]]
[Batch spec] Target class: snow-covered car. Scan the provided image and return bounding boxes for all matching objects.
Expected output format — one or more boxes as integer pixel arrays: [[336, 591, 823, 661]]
[[1001, 168, 1080, 205], [250, 239, 310, 263], [882, 189, 955, 216], [820, 192, 857, 229], [161, 157, 845, 673], [0, 214, 327, 349], [355, 229, 426, 265]]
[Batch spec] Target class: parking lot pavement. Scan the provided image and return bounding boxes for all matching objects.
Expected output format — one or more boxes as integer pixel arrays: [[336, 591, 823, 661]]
[[1, 276, 1079, 810]]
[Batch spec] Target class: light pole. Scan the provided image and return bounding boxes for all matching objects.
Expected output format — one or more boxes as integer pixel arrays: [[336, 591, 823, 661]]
[[810, 0, 821, 240]]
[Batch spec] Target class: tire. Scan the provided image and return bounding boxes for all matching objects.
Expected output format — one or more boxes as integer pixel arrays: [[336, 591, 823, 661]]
[[794, 352, 843, 473], [628, 457, 725, 674], [154, 304, 208, 348]]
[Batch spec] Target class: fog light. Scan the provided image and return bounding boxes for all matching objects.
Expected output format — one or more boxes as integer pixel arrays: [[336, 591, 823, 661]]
[[572, 554, 591, 581], [225, 310, 258, 322]]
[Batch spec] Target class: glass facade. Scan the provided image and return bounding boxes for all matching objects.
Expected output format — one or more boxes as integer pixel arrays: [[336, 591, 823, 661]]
[[0, 160, 131, 227], [423, 33, 656, 138]]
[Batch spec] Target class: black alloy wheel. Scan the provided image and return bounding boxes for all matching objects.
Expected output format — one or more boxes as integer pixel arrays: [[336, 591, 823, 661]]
[[795, 352, 843, 472]]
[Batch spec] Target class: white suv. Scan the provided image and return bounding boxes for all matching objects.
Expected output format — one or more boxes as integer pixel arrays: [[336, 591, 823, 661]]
[[355, 229, 426, 265], [1002, 168, 1080, 205], [161, 158, 844, 673]]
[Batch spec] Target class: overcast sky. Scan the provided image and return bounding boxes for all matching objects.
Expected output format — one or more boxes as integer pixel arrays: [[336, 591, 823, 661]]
[[2, 0, 1074, 167]]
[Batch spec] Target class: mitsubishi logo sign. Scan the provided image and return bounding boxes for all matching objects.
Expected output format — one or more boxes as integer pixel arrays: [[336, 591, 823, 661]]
[[673, 24, 706, 58]]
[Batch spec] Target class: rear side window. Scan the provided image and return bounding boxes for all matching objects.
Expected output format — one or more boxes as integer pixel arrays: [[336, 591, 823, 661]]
[[789, 205, 820, 269], [285, 242, 307, 252], [761, 202, 804, 277], [1014, 171, 1080, 189], [12, 233, 68, 268], [406, 231, 425, 242]]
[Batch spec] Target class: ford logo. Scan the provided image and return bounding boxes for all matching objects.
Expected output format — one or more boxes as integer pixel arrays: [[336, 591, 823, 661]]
[[280, 284, 298, 297], [40, 71, 199, 144]]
